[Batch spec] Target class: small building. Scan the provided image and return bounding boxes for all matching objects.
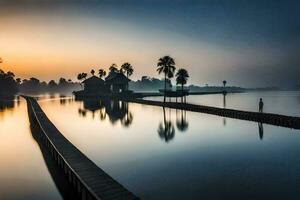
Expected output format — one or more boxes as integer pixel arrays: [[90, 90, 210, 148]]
[[82, 76, 106, 94], [105, 71, 130, 93]]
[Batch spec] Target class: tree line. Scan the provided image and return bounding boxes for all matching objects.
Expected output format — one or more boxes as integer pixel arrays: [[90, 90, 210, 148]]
[[77, 56, 190, 102]]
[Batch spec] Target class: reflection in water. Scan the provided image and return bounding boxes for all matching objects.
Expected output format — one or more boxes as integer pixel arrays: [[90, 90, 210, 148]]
[[223, 93, 227, 126], [37, 94, 300, 199], [75, 98, 191, 143], [258, 122, 264, 140], [72, 96, 270, 142], [76, 98, 134, 127], [0, 97, 15, 120], [176, 109, 189, 132], [157, 107, 191, 142], [59, 95, 74, 106], [29, 122, 80, 199], [158, 107, 175, 142], [0, 97, 15, 112]]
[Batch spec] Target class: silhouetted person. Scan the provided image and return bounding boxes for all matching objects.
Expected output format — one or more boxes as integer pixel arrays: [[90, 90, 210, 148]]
[[259, 98, 264, 112]]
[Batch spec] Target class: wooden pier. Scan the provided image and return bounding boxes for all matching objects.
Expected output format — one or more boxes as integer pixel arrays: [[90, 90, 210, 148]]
[[124, 98, 300, 129], [24, 96, 138, 200]]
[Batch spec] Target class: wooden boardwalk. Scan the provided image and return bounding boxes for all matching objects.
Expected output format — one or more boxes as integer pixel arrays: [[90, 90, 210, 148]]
[[127, 91, 231, 98], [125, 98, 300, 129], [24, 96, 138, 200]]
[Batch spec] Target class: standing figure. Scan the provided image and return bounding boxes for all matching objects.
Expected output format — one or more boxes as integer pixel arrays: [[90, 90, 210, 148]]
[[259, 98, 264, 112]]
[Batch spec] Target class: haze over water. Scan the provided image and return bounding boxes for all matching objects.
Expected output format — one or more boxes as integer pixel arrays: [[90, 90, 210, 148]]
[[1, 0, 300, 87], [1, 1, 300, 199], [0, 98, 62, 200], [34, 92, 299, 199]]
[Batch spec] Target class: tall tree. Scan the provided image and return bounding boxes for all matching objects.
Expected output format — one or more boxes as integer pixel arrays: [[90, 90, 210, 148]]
[[77, 73, 87, 89], [16, 78, 21, 85], [121, 62, 134, 90], [157, 56, 176, 102], [77, 73, 83, 82], [98, 69, 107, 79], [81, 73, 87, 80], [48, 80, 57, 89], [223, 80, 227, 87], [109, 64, 119, 73], [91, 69, 95, 76], [176, 68, 189, 99]]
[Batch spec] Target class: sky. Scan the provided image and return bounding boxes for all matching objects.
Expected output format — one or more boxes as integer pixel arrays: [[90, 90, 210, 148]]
[[0, 0, 299, 87]]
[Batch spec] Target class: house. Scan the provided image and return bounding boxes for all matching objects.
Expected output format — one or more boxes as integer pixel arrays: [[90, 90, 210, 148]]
[[105, 71, 130, 93], [82, 76, 106, 94]]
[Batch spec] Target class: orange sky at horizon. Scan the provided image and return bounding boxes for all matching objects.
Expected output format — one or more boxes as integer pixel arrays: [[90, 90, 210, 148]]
[[0, 3, 291, 87], [0, 12, 237, 84]]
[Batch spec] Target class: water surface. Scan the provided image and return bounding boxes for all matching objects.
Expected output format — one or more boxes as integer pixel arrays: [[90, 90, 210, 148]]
[[0, 97, 62, 200], [146, 91, 300, 116], [39, 92, 300, 200]]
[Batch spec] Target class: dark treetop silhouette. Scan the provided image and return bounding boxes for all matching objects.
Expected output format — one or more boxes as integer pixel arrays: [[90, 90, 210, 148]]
[[98, 69, 107, 79], [176, 68, 189, 100], [157, 56, 176, 102], [121, 62, 134, 90]]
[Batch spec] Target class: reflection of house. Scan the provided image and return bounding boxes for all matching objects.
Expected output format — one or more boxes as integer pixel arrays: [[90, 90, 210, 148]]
[[82, 76, 106, 94], [105, 71, 130, 93], [104, 100, 127, 123], [78, 98, 132, 126]]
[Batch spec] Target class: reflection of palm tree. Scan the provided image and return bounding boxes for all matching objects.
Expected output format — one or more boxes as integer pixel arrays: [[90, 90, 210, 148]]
[[157, 107, 175, 142], [121, 112, 133, 127], [78, 108, 87, 117], [99, 108, 106, 121], [157, 56, 176, 102], [176, 109, 189, 132], [158, 121, 175, 142]]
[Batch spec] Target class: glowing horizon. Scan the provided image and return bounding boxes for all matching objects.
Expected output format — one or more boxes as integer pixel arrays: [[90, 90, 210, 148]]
[[1, 1, 299, 87]]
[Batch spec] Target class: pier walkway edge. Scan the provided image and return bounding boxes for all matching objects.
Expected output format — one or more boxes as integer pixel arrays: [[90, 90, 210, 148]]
[[24, 96, 139, 200]]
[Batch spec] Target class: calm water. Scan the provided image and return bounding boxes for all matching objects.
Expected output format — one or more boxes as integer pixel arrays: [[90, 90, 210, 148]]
[[146, 91, 300, 117], [35, 91, 300, 200], [0, 97, 62, 200]]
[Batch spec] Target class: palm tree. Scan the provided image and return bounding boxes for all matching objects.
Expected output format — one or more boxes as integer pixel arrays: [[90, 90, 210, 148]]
[[91, 69, 95, 76], [223, 80, 227, 87], [98, 69, 106, 79], [16, 78, 21, 85], [157, 56, 176, 102], [121, 62, 134, 90], [82, 73, 87, 80], [77, 73, 87, 81], [176, 68, 189, 99], [77, 73, 87, 89], [109, 63, 119, 73]]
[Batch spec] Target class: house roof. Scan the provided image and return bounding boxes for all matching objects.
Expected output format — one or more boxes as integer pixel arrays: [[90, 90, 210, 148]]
[[82, 76, 104, 84], [105, 71, 130, 83]]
